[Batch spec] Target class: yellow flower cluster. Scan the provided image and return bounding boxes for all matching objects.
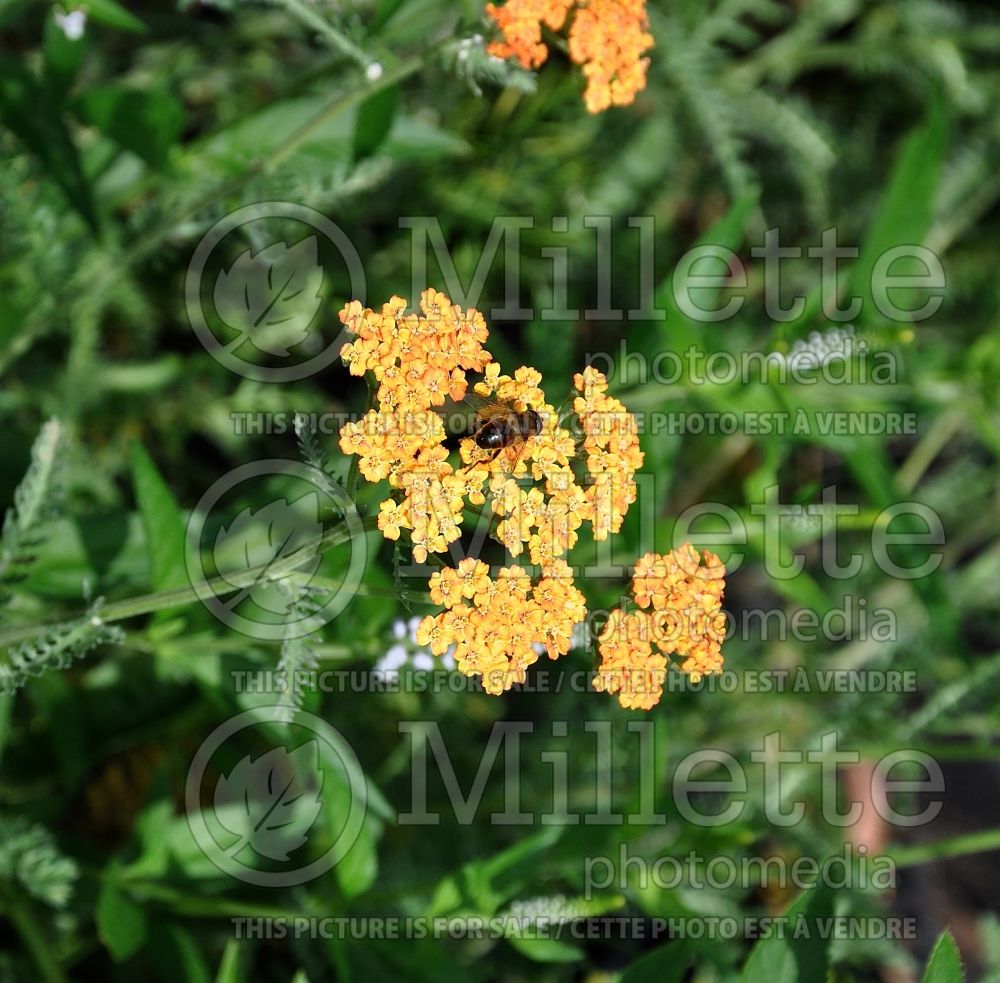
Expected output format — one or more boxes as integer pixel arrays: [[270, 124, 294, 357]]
[[573, 366, 644, 541], [593, 545, 727, 710], [338, 290, 493, 563], [338, 293, 642, 568], [485, 0, 654, 112], [338, 292, 729, 708], [484, 0, 574, 72], [461, 362, 591, 567], [339, 291, 491, 412], [417, 558, 586, 695]]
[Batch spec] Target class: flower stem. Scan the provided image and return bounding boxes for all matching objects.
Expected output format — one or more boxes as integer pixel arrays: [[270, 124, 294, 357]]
[[0, 514, 381, 650], [0, 884, 67, 983], [271, 0, 372, 68]]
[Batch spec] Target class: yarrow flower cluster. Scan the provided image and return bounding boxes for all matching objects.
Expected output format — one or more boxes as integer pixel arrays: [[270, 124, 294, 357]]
[[337, 291, 643, 567], [485, 0, 654, 112], [416, 558, 586, 695], [593, 545, 727, 710], [574, 366, 643, 541], [337, 291, 725, 708]]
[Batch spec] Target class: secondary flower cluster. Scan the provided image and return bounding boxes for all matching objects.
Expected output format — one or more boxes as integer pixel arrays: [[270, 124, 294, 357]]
[[485, 0, 654, 112], [593, 545, 727, 709], [574, 366, 643, 541], [417, 558, 586, 695]]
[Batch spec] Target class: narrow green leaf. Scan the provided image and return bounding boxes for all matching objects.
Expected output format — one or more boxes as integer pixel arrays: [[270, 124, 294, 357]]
[[86, 0, 147, 33], [0, 56, 98, 232], [741, 883, 834, 983], [506, 936, 584, 963], [148, 923, 212, 983], [620, 939, 700, 983], [352, 84, 399, 163], [622, 187, 759, 386], [923, 930, 964, 983], [215, 937, 251, 983], [75, 86, 184, 171], [370, 0, 408, 33], [43, 13, 86, 102], [128, 442, 187, 592], [850, 95, 948, 327]]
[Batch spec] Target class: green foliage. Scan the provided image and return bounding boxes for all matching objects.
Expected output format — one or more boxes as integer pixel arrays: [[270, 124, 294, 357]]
[[0, 0, 998, 980], [0, 419, 64, 611], [923, 931, 964, 983], [0, 814, 79, 908], [0, 608, 124, 694]]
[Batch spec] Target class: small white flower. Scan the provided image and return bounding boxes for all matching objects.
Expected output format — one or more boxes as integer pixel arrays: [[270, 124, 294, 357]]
[[365, 62, 384, 82], [54, 7, 86, 40], [570, 621, 591, 650], [407, 616, 422, 645], [412, 652, 434, 672], [392, 618, 407, 640], [373, 643, 408, 680]]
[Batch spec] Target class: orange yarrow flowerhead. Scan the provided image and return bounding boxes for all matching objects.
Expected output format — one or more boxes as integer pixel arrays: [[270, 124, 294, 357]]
[[593, 545, 727, 710], [339, 291, 656, 702], [417, 558, 586, 694], [485, 0, 654, 113], [338, 291, 642, 568]]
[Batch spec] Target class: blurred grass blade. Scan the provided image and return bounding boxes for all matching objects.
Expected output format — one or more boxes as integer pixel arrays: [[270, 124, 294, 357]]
[[0, 56, 98, 233], [850, 94, 948, 327], [85, 0, 147, 33], [352, 84, 399, 163], [506, 936, 584, 963], [128, 442, 187, 592], [215, 938, 251, 983]]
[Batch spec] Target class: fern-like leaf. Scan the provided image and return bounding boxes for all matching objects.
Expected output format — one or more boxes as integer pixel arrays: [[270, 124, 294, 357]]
[[0, 419, 65, 610], [273, 579, 323, 724], [0, 606, 124, 695], [0, 814, 79, 908]]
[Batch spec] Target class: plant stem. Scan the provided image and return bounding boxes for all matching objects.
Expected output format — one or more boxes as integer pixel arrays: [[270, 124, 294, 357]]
[[272, 0, 372, 68], [891, 826, 1000, 868], [0, 884, 68, 983], [0, 514, 381, 650]]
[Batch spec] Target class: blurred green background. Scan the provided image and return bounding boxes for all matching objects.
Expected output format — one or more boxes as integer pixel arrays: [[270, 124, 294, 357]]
[[1, 0, 1000, 980]]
